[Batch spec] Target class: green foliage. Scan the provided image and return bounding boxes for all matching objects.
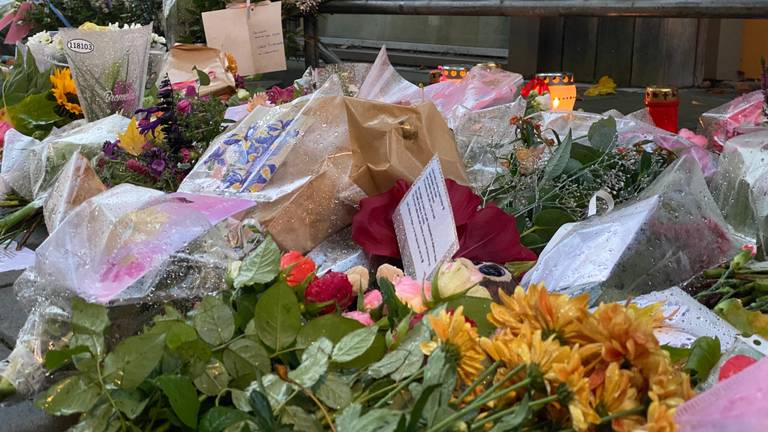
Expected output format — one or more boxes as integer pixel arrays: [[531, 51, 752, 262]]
[[663, 336, 722, 385]]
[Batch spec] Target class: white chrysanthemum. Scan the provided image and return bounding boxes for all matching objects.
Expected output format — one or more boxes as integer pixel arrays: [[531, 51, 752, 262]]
[[151, 33, 166, 46], [52, 34, 65, 53], [28, 31, 52, 45]]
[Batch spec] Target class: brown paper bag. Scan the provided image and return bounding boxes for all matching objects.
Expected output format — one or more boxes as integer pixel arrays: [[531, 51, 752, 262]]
[[164, 44, 235, 96], [345, 97, 470, 196], [43, 152, 107, 232]]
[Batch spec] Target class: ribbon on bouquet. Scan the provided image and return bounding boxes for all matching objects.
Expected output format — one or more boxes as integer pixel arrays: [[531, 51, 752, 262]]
[[587, 189, 615, 217]]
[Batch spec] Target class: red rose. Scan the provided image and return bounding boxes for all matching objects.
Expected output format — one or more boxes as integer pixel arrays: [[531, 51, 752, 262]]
[[521, 77, 549, 98], [351, 179, 536, 264], [305, 271, 354, 314], [280, 251, 316, 287]]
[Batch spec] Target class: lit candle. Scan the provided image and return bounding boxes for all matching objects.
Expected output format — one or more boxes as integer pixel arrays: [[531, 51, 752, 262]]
[[536, 72, 576, 111]]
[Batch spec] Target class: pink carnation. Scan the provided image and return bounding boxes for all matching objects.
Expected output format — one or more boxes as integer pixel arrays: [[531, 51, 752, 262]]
[[363, 290, 383, 311], [342, 311, 375, 326]]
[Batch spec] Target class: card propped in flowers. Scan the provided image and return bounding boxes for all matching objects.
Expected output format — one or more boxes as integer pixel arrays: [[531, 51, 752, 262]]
[[393, 157, 460, 281], [202, 1, 287, 76]]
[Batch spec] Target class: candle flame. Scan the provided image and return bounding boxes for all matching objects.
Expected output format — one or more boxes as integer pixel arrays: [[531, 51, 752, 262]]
[[552, 97, 561, 111]]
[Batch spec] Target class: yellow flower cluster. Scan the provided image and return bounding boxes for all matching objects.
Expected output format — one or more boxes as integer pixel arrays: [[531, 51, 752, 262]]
[[423, 283, 694, 431], [50, 68, 82, 115]]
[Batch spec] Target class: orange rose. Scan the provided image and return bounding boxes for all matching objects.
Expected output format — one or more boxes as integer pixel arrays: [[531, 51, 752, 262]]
[[279, 251, 316, 286]]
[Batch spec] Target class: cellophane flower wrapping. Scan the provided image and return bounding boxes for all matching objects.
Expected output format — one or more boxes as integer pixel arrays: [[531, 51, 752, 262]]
[[180, 75, 364, 252], [522, 155, 739, 303], [676, 357, 768, 431], [59, 25, 152, 121], [530, 110, 718, 178], [5, 185, 255, 395], [633, 287, 766, 390], [698, 89, 767, 153], [710, 130, 768, 250], [1, 114, 129, 200], [357, 47, 523, 127], [453, 97, 526, 189], [299, 63, 371, 97]]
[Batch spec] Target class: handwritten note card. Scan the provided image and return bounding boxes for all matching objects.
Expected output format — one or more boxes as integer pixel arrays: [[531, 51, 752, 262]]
[[202, 1, 286, 76], [393, 157, 459, 281]]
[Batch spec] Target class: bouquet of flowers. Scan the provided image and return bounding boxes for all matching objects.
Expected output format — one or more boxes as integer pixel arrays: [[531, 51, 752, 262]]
[[96, 78, 226, 192], [484, 116, 675, 251], [32, 240, 695, 431]]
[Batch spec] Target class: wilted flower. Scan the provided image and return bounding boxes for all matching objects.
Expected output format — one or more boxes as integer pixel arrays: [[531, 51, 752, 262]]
[[436, 258, 483, 299], [345, 266, 369, 294], [305, 271, 354, 314], [125, 159, 149, 175], [279, 251, 316, 286]]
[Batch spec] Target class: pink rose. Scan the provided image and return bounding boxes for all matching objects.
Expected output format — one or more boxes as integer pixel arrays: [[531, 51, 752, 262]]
[[394, 276, 431, 313], [678, 128, 709, 149], [364, 290, 383, 311], [342, 311, 375, 326], [741, 244, 758, 257]]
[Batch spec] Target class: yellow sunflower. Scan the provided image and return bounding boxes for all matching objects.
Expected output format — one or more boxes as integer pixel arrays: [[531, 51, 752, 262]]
[[50, 68, 82, 115], [488, 284, 590, 344], [421, 306, 486, 386]]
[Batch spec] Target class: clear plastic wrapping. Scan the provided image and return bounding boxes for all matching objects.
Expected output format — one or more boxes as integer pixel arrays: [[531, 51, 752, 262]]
[[698, 90, 766, 152], [453, 97, 526, 189], [710, 129, 768, 249], [522, 155, 739, 303]]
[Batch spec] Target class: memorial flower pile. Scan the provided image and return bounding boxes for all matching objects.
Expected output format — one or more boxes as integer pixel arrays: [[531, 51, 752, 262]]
[[34, 240, 696, 431]]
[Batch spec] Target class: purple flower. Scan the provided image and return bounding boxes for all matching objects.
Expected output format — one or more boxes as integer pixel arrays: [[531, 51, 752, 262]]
[[235, 74, 245, 89], [185, 85, 197, 97], [266, 86, 296, 105], [110, 80, 138, 114], [149, 159, 167, 176], [103, 140, 118, 159], [177, 99, 192, 114]]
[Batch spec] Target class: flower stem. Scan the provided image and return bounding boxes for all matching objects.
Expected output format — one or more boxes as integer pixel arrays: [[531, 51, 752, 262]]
[[371, 368, 426, 408], [469, 394, 558, 431], [454, 361, 501, 405]]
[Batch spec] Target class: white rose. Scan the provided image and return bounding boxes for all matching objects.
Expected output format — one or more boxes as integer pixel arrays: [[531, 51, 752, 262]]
[[28, 31, 52, 45], [534, 93, 551, 111]]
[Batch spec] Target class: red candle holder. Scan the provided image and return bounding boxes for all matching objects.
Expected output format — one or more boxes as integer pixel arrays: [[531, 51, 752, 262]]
[[645, 86, 679, 133]]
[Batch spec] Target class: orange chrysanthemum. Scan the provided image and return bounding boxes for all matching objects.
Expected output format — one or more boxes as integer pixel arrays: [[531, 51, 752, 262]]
[[50, 68, 82, 115], [488, 284, 591, 344], [580, 302, 665, 365], [422, 306, 486, 386]]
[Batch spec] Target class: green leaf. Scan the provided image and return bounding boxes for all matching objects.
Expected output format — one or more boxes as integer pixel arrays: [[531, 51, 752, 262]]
[[715, 298, 768, 338], [193, 296, 236, 346], [253, 281, 301, 351], [111, 388, 149, 420], [69, 333, 105, 359], [103, 332, 166, 389], [315, 373, 353, 409], [71, 297, 109, 335], [369, 324, 428, 380], [149, 320, 199, 350], [422, 349, 457, 427], [234, 236, 281, 289], [156, 375, 200, 428], [249, 390, 276, 430], [298, 314, 386, 369], [3, 50, 51, 107], [6, 92, 63, 137], [379, 278, 410, 328], [332, 325, 379, 363], [231, 389, 252, 412], [67, 401, 115, 432], [685, 336, 722, 383], [281, 405, 321, 432], [531, 208, 577, 244], [542, 131, 573, 184], [194, 66, 212, 86], [336, 403, 362, 431], [587, 116, 618, 152], [445, 296, 494, 337], [248, 374, 295, 408], [337, 407, 402, 432], [36, 375, 100, 415], [194, 359, 231, 396], [662, 345, 692, 364], [200, 407, 253, 432], [222, 338, 271, 383], [489, 394, 530, 432], [44, 345, 91, 371], [406, 384, 440, 432], [570, 142, 603, 165], [288, 338, 332, 388]]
